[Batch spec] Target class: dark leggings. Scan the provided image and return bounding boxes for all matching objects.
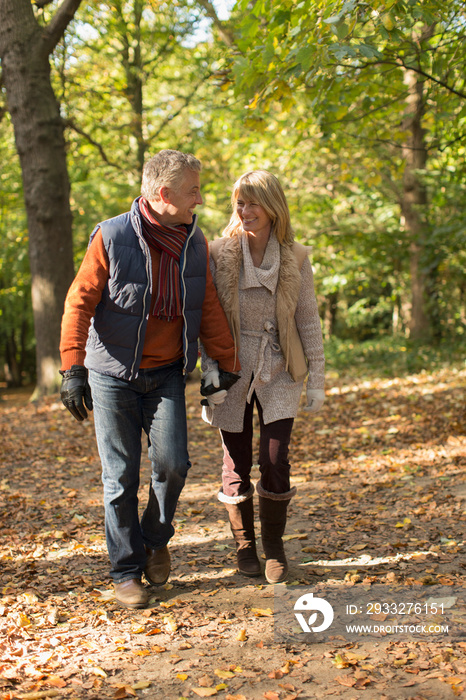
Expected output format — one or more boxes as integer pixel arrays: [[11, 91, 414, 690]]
[[220, 393, 294, 498]]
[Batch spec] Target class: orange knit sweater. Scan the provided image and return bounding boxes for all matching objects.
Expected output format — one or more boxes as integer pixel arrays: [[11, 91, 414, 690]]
[[60, 228, 239, 373]]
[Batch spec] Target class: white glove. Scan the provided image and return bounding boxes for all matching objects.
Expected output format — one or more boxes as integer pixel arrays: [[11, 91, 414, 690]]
[[205, 389, 228, 408], [304, 388, 325, 413], [202, 367, 220, 390]]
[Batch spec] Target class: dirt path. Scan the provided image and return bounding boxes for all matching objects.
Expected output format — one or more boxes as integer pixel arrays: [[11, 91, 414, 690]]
[[1, 367, 465, 699]]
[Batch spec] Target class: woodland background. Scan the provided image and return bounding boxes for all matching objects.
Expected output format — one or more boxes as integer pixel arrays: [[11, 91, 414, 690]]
[[0, 0, 465, 394]]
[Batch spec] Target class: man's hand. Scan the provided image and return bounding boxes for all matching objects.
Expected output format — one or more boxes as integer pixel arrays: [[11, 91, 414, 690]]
[[60, 365, 93, 421], [304, 388, 325, 413], [200, 368, 240, 407]]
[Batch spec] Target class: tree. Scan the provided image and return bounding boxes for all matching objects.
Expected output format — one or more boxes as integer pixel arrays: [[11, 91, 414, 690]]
[[0, 0, 82, 395]]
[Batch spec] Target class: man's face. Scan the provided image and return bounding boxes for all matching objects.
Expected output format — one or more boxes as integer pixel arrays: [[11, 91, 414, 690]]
[[164, 170, 203, 226]]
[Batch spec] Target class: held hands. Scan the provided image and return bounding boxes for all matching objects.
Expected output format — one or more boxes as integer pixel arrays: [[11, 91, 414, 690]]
[[200, 366, 240, 408], [60, 365, 93, 421], [304, 388, 325, 413], [200, 367, 227, 408]]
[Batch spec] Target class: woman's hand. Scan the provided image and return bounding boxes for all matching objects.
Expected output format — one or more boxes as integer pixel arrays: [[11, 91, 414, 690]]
[[304, 388, 325, 413]]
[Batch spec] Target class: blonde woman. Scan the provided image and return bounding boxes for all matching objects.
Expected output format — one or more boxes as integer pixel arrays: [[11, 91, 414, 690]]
[[201, 170, 325, 584]]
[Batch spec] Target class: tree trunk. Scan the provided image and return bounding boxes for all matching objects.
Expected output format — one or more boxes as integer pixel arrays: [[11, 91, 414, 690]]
[[0, 0, 81, 395], [401, 68, 432, 341], [117, 0, 146, 176], [324, 291, 338, 337]]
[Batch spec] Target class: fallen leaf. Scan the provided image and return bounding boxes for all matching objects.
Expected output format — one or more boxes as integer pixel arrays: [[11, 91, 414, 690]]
[[47, 675, 67, 688], [268, 670, 284, 679], [251, 607, 273, 617], [192, 689, 217, 697], [215, 669, 235, 679], [16, 694, 61, 700], [335, 675, 356, 687], [90, 666, 108, 678], [132, 681, 151, 690], [197, 675, 214, 687]]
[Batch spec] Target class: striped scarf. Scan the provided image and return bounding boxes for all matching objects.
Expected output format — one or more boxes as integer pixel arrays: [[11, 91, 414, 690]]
[[139, 197, 187, 321]]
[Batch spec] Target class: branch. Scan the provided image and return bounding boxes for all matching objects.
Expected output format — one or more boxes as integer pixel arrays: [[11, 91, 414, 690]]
[[196, 0, 235, 47], [41, 0, 83, 56], [357, 56, 466, 100], [147, 71, 214, 144], [437, 132, 466, 153], [63, 119, 123, 170]]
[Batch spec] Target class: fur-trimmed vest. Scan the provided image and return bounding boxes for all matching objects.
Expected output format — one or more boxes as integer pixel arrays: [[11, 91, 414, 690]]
[[210, 235, 309, 381]]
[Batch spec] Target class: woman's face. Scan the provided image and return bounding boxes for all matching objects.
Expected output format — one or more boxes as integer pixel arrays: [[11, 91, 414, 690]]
[[236, 196, 272, 239]]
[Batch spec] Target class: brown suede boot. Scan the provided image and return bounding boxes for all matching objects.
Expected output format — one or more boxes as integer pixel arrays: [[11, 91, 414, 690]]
[[257, 482, 296, 584], [144, 545, 171, 586], [219, 486, 261, 577], [114, 578, 149, 608]]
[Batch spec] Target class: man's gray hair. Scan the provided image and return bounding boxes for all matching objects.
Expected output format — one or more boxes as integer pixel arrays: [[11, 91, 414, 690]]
[[141, 149, 202, 201]]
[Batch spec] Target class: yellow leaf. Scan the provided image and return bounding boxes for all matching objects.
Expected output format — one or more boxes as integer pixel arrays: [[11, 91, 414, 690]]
[[251, 607, 273, 617], [132, 681, 151, 690], [214, 670, 235, 679], [346, 652, 368, 663], [18, 613, 32, 627], [282, 533, 307, 541], [333, 654, 350, 669], [91, 666, 108, 678], [177, 674, 189, 681], [216, 684, 228, 690], [395, 517, 412, 528], [236, 629, 247, 641], [163, 615, 178, 632]]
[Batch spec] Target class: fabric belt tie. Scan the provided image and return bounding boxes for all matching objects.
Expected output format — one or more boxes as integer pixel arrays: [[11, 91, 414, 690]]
[[243, 321, 281, 403]]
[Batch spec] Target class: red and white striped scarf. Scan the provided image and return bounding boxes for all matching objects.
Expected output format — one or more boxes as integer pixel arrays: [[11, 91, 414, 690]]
[[139, 197, 187, 321]]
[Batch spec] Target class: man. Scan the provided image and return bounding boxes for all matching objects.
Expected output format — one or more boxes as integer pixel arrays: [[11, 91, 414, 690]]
[[59, 150, 239, 609]]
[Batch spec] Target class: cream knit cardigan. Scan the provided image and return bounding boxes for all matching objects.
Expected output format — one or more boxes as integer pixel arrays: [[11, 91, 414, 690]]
[[201, 232, 325, 432]]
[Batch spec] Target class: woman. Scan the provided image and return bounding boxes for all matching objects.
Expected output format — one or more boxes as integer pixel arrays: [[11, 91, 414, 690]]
[[201, 170, 325, 584]]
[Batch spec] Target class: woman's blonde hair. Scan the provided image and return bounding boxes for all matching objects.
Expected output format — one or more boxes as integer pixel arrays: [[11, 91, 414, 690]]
[[222, 170, 294, 245]]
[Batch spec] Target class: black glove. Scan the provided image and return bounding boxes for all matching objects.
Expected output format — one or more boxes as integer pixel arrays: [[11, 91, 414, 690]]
[[60, 365, 93, 421], [200, 369, 240, 406]]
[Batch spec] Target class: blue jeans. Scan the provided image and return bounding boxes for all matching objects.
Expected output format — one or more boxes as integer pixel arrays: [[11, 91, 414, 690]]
[[88, 361, 190, 582]]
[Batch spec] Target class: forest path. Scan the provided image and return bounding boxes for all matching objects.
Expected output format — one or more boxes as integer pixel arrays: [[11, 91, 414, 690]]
[[1, 366, 465, 699]]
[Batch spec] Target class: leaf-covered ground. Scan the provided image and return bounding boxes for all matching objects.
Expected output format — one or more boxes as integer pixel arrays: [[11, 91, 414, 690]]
[[1, 366, 465, 700]]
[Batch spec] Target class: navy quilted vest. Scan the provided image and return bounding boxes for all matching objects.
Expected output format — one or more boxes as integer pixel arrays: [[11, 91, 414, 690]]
[[84, 198, 206, 379]]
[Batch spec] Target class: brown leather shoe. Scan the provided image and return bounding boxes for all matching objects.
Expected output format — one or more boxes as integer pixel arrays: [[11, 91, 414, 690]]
[[114, 578, 149, 609], [145, 545, 171, 586]]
